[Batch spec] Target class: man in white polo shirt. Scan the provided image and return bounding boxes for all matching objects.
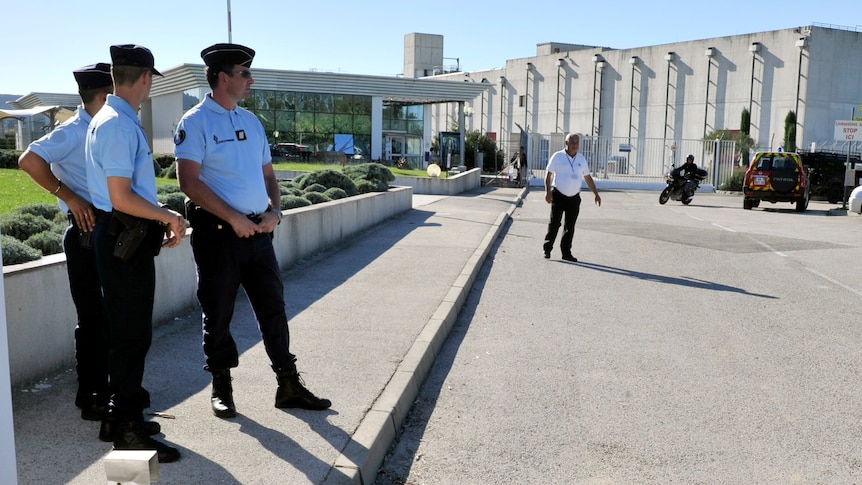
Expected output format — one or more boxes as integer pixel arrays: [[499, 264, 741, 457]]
[[543, 133, 601, 262]]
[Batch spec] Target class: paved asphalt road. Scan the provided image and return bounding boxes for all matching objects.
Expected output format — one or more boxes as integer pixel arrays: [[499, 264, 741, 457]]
[[377, 190, 862, 484]]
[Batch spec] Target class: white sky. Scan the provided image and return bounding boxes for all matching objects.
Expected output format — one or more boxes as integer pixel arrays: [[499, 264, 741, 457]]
[[3, 0, 860, 96]]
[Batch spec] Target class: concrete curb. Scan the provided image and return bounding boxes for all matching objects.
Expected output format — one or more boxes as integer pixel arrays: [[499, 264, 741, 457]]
[[324, 187, 526, 484]]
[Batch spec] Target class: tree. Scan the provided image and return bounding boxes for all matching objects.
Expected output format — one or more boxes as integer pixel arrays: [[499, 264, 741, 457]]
[[740, 108, 753, 165], [705, 129, 755, 168], [464, 130, 502, 171], [783, 110, 797, 153]]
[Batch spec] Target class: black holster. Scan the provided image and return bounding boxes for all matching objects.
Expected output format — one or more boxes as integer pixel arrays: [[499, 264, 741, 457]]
[[108, 211, 164, 262]]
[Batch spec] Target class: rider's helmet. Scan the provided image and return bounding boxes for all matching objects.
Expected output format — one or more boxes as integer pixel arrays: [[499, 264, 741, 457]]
[[686, 154, 694, 163]]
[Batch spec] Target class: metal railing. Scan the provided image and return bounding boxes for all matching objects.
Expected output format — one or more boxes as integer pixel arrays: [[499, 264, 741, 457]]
[[521, 134, 738, 189]]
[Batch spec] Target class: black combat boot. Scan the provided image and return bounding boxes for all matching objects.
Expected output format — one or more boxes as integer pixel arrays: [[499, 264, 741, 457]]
[[113, 421, 180, 463], [77, 392, 107, 421], [273, 364, 331, 410], [210, 368, 237, 418], [99, 418, 161, 442]]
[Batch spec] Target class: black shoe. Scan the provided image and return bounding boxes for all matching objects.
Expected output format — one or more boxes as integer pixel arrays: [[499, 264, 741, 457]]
[[544, 250, 551, 259], [274, 366, 331, 410], [561, 254, 578, 262], [100, 419, 161, 442], [210, 369, 237, 419], [78, 394, 107, 421], [113, 422, 179, 463]]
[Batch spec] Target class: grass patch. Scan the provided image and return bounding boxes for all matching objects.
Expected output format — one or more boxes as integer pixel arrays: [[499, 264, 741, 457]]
[[0, 169, 56, 214], [0, 168, 179, 215], [0, 160, 432, 215]]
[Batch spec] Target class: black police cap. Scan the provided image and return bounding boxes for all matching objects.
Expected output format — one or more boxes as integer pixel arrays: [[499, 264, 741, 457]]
[[73, 63, 113, 90], [201, 43, 255, 68], [109, 44, 163, 77]]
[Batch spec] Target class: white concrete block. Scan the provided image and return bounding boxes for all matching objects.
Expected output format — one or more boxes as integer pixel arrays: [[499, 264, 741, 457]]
[[104, 449, 159, 484]]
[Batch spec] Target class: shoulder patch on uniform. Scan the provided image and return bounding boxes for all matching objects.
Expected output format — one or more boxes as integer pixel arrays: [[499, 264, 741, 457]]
[[174, 129, 186, 146]]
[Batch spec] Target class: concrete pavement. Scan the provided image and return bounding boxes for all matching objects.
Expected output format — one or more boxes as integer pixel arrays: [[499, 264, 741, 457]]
[[11, 186, 524, 484], [376, 189, 862, 484]]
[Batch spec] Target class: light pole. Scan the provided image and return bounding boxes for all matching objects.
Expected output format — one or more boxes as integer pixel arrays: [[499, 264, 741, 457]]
[[628, 56, 638, 141], [748, 42, 760, 140], [498, 76, 506, 175], [226, 0, 232, 42], [704, 47, 714, 138], [663, 52, 675, 167], [524, 62, 533, 132], [795, 37, 808, 149], [555, 58, 565, 133], [592, 55, 605, 137], [480, 78, 488, 134]]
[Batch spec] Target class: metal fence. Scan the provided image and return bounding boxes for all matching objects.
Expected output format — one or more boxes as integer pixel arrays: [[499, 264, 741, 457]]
[[521, 134, 738, 189]]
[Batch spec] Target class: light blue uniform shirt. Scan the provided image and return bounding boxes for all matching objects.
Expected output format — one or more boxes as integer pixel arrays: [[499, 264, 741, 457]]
[[174, 94, 271, 215], [85, 94, 158, 212], [27, 106, 93, 213]]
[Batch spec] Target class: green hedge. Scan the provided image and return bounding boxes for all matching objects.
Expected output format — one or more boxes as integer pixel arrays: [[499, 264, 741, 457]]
[[1, 234, 42, 265], [2, 164, 395, 264], [0, 149, 23, 169]]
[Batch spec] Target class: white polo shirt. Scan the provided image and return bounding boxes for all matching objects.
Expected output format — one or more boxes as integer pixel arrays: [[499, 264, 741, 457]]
[[545, 149, 591, 197]]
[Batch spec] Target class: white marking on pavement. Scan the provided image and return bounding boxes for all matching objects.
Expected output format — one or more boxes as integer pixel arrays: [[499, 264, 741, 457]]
[[805, 267, 862, 297], [746, 236, 786, 257], [712, 223, 737, 232]]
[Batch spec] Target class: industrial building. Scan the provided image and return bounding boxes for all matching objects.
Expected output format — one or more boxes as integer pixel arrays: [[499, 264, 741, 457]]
[[4, 24, 862, 187]]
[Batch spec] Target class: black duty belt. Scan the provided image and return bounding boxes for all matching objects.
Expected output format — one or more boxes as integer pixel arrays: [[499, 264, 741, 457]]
[[95, 208, 113, 223]]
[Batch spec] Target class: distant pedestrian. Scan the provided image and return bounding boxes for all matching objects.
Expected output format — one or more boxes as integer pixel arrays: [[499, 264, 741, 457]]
[[543, 133, 601, 262], [517, 146, 528, 187]]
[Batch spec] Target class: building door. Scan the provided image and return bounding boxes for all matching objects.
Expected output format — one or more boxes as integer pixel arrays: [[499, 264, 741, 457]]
[[385, 134, 406, 162]]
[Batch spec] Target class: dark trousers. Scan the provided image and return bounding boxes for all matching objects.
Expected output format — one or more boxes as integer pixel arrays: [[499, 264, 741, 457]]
[[63, 221, 109, 405], [92, 218, 157, 422], [190, 228, 294, 371], [543, 189, 581, 257]]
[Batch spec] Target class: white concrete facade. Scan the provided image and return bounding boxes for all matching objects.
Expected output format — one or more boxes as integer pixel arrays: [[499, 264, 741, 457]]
[[404, 33, 445, 78], [430, 25, 862, 158]]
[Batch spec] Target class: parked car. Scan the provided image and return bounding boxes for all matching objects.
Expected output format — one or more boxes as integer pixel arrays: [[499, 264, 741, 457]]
[[273, 143, 313, 161], [799, 151, 859, 203], [849, 185, 862, 213], [326, 144, 364, 160], [742, 151, 809, 212]]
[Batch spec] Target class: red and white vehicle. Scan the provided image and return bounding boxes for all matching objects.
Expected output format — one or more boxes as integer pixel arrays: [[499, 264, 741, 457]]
[[743, 151, 809, 212]]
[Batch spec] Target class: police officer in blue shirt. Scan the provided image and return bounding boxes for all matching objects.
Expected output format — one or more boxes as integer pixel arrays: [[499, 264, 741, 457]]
[[18, 63, 113, 423], [86, 44, 185, 463], [175, 43, 330, 420]]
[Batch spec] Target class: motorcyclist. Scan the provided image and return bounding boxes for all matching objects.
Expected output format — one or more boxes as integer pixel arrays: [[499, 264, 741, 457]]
[[672, 154, 698, 179], [670, 154, 699, 200]]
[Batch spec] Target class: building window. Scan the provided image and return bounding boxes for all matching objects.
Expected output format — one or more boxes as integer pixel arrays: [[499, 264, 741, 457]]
[[240, 89, 372, 153], [182, 88, 207, 111], [382, 103, 424, 133], [519, 95, 525, 108]]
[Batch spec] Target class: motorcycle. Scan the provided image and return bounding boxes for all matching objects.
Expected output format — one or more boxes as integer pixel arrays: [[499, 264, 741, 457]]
[[658, 165, 708, 205]]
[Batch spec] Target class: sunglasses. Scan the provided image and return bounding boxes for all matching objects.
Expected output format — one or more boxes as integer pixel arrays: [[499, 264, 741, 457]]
[[230, 69, 252, 79]]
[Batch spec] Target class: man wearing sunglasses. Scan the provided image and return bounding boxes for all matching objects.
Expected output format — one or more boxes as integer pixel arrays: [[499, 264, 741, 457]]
[[174, 43, 331, 420]]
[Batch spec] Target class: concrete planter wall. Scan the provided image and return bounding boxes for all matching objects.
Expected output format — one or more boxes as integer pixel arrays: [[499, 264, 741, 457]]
[[3, 187, 412, 387], [274, 167, 481, 196], [392, 167, 481, 195]]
